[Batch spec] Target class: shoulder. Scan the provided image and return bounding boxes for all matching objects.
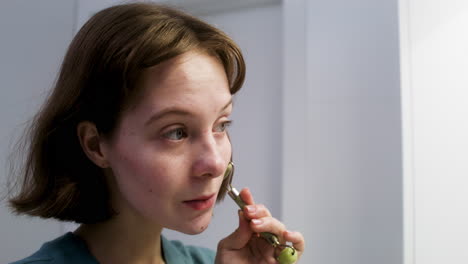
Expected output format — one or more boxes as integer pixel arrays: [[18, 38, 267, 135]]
[[162, 236, 216, 264], [9, 255, 53, 264], [9, 233, 98, 264]]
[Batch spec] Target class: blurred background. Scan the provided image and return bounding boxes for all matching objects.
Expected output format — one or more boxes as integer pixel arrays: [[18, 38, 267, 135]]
[[1, 0, 467, 263]]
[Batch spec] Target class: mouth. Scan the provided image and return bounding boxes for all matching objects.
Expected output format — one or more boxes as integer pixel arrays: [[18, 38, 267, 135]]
[[183, 193, 216, 211]]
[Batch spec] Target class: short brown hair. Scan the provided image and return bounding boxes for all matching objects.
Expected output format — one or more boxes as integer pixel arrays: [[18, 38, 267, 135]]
[[8, 2, 245, 224]]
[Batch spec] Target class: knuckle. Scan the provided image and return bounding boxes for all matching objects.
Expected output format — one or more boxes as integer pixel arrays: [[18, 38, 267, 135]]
[[272, 217, 286, 230], [255, 204, 266, 211], [257, 204, 271, 214]]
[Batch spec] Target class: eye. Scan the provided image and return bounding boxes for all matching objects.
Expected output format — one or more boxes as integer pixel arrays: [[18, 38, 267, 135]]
[[214, 120, 232, 133], [162, 127, 187, 140]]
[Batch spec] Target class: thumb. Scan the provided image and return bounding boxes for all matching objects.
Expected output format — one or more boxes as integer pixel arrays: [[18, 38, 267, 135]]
[[219, 210, 253, 250]]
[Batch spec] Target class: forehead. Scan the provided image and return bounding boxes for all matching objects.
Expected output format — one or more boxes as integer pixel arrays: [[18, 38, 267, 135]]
[[142, 51, 228, 94], [153, 51, 223, 79], [129, 51, 231, 116]]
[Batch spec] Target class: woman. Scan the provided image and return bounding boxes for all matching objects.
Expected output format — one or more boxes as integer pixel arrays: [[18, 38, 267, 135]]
[[8, 2, 305, 263]]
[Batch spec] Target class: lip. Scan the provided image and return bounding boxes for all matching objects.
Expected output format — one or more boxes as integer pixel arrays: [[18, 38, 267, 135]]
[[183, 193, 216, 211]]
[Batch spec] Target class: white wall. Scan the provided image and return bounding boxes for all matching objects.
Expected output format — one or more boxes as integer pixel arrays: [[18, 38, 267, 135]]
[[283, 0, 403, 263], [0, 0, 76, 262], [400, 1, 468, 264]]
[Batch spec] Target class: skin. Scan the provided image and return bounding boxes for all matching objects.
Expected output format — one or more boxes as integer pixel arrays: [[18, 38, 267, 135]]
[[217, 188, 305, 264], [76, 50, 305, 264]]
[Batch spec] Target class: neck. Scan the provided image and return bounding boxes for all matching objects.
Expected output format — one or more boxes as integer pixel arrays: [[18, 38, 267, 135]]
[[75, 214, 165, 264]]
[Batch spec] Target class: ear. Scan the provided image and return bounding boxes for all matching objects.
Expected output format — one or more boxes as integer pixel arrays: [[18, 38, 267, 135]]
[[77, 121, 109, 168]]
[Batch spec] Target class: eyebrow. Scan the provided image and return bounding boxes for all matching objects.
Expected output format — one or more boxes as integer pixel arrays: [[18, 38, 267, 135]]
[[145, 98, 233, 127]]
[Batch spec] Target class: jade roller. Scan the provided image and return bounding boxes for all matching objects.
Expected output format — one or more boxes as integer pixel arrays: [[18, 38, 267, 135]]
[[223, 162, 298, 264]]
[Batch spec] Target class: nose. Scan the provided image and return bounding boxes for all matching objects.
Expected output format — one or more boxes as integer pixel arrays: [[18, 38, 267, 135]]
[[192, 133, 227, 179]]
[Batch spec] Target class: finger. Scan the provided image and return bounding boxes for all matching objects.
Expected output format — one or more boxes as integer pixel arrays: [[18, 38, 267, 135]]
[[239, 187, 255, 205], [244, 203, 272, 219], [250, 236, 269, 263], [218, 210, 253, 250], [251, 236, 277, 264], [249, 216, 287, 241], [283, 230, 305, 252]]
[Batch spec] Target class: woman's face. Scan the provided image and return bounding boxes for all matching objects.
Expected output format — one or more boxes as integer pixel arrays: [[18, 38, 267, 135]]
[[101, 51, 232, 234]]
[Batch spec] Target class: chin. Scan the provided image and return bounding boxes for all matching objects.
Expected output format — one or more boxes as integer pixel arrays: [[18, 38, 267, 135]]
[[174, 210, 213, 235]]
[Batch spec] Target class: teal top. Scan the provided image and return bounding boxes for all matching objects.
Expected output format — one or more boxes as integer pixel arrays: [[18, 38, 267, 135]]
[[9, 232, 215, 264]]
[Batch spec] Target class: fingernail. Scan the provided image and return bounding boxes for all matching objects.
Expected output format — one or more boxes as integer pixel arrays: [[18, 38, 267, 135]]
[[251, 219, 262, 225], [246, 205, 256, 213]]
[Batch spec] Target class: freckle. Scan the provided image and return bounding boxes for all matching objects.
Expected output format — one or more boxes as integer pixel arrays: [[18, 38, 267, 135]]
[[149, 189, 153, 193]]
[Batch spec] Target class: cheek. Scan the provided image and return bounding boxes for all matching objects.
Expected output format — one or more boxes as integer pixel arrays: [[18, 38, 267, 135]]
[[107, 142, 174, 204]]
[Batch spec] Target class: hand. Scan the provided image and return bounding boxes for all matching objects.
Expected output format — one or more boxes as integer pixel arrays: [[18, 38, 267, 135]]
[[215, 188, 305, 264]]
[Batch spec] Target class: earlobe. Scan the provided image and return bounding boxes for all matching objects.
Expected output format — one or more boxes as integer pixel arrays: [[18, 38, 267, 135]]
[[77, 121, 109, 168]]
